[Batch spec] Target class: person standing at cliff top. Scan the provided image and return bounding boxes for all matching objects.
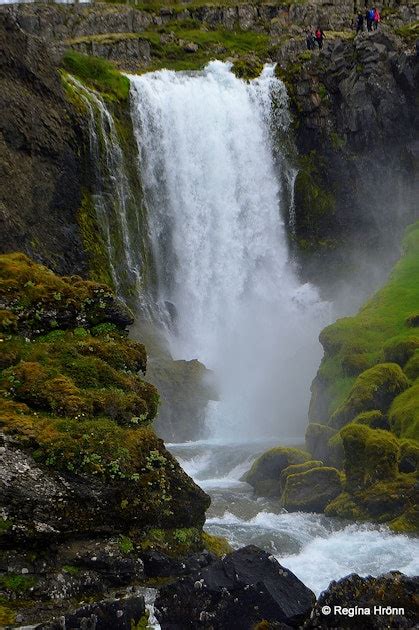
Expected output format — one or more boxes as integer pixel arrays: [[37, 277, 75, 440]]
[[315, 27, 325, 49], [373, 7, 381, 30], [366, 7, 374, 31], [306, 29, 316, 50], [355, 12, 364, 34]]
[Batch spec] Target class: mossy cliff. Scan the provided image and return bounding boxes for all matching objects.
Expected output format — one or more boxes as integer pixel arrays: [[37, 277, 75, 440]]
[[0, 253, 212, 626], [243, 223, 419, 532]]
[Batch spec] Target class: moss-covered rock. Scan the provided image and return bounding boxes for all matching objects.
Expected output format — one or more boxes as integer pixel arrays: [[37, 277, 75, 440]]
[[279, 460, 324, 493], [331, 363, 409, 429], [0, 253, 210, 545], [383, 336, 419, 367], [242, 447, 310, 497], [341, 424, 400, 490], [305, 422, 337, 462], [353, 410, 390, 431], [399, 438, 419, 474], [389, 380, 419, 439], [282, 467, 342, 513], [389, 505, 419, 534], [404, 350, 419, 380]]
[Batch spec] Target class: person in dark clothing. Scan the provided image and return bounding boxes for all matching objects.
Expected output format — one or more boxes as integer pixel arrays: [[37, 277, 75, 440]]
[[355, 12, 364, 33], [306, 29, 314, 50], [315, 27, 325, 49], [366, 8, 373, 31]]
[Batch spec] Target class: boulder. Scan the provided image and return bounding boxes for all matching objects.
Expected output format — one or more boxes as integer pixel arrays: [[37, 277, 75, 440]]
[[306, 571, 419, 629], [155, 545, 315, 629], [141, 550, 216, 578], [282, 467, 342, 513], [242, 447, 310, 497]]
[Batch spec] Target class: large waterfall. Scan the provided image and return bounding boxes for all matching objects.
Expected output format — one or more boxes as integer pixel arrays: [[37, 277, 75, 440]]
[[129, 62, 328, 440]]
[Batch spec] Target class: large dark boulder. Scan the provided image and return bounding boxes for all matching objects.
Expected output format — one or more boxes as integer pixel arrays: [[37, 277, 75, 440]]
[[155, 545, 315, 629], [306, 571, 419, 629]]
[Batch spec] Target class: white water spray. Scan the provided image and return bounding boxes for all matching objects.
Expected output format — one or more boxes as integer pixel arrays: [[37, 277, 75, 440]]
[[129, 62, 329, 439]]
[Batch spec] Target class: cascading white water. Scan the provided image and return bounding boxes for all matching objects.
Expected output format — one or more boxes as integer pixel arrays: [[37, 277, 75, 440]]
[[129, 61, 329, 439], [66, 75, 143, 296]]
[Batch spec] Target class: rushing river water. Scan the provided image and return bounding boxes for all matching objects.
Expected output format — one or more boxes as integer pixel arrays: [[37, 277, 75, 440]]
[[168, 439, 419, 597]]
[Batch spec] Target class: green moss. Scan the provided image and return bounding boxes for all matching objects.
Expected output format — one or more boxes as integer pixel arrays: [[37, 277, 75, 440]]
[[77, 191, 114, 288], [138, 527, 202, 557], [389, 505, 419, 534], [404, 350, 419, 380], [325, 492, 368, 520], [131, 612, 151, 630], [202, 532, 232, 557], [232, 57, 263, 81], [313, 222, 419, 422], [0, 574, 37, 594], [294, 152, 336, 239], [383, 336, 419, 367], [389, 381, 419, 439], [341, 424, 400, 490], [282, 466, 342, 513], [353, 410, 389, 431], [242, 447, 310, 497], [399, 438, 419, 473], [279, 460, 323, 492], [119, 535, 135, 554], [61, 51, 129, 101], [331, 363, 409, 428]]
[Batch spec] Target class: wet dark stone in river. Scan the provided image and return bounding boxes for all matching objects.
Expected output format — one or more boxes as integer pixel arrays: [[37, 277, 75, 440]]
[[154, 544, 315, 629]]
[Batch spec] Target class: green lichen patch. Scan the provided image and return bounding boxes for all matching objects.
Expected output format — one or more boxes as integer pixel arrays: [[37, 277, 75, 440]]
[[202, 532, 232, 557]]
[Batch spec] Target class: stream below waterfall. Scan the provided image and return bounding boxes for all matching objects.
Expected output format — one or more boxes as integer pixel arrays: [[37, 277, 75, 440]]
[[168, 440, 419, 597]]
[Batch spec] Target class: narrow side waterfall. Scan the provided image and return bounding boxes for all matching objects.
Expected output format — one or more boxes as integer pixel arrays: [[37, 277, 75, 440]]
[[66, 75, 144, 297], [129, 62, 328, 440]]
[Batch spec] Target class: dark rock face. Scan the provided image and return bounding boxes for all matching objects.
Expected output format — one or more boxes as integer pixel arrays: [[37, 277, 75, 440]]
[[141, 549, 216, 578], [279, 29, 419, 288], [0, 13, 88, 276], [306, 571, 419, 629], [0, 435, 209, 545], [155, 545, 316, 629], [34, 595, 146, 630]]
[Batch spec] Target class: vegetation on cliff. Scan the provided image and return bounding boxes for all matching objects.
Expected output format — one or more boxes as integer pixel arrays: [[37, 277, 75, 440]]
[[0, 252, 213, 624], [243, 223, 419, 531]]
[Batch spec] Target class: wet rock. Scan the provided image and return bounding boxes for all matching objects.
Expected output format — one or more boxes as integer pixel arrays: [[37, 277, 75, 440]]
[[306, 571, 419, 629], [242, 447, 310, 497], [141, 550, 216, 578], [281, 466, 342, 512], [155, 545, 315, 629], [34, 595, 146, 630]]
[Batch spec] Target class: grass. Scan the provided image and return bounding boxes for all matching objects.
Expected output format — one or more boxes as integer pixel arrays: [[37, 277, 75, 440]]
[[98, 0, 307, 11], [66, 27, 270, 74], [316, 222, 419, 418], [395, 21, 419, 44], [61, 50, 130, 100]]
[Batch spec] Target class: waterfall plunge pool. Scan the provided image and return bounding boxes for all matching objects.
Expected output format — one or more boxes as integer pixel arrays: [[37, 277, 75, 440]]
[[168, 440, 419, 597]]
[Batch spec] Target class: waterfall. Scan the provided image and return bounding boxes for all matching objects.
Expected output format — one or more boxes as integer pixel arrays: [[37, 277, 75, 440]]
[[66, 75, 144, 298], [129, 62, 329, 440]]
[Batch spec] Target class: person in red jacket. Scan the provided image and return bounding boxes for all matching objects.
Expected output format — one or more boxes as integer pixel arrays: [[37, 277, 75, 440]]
[[373, 7, 381, 30], [315, 27, 325, 49]]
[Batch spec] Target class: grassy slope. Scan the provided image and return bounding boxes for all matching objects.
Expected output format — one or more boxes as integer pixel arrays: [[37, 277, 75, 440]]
[[317, 222, 419, 420]]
